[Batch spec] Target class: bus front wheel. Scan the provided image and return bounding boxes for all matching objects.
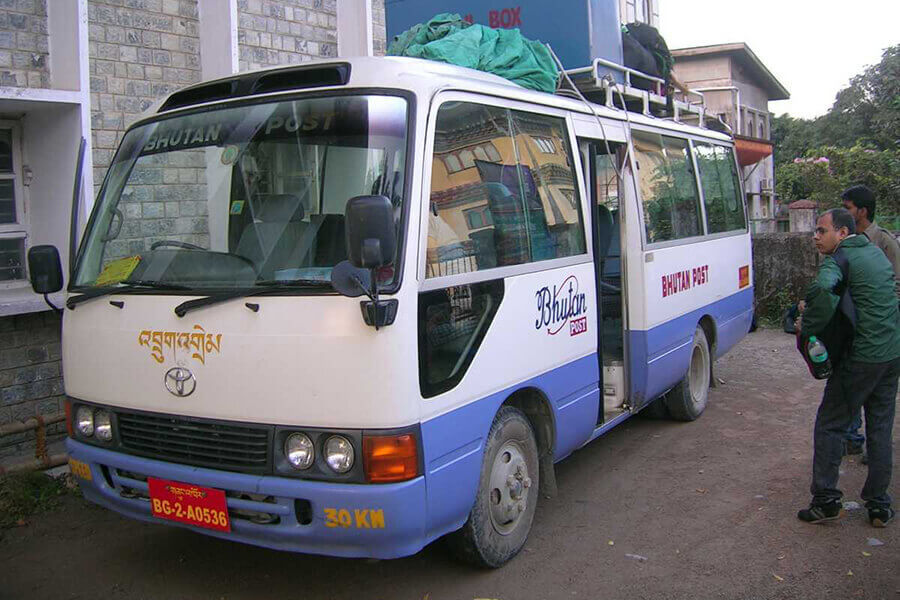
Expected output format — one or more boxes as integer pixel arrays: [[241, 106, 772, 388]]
[[448, 406, 539, 568], [665, 326, 711, 421]]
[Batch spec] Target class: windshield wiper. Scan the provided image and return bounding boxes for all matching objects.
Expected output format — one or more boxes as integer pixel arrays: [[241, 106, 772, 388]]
[[67, 280, 192, 309], [173, 279, 332, 318]]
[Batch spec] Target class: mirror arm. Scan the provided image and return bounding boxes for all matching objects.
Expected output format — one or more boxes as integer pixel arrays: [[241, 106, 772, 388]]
[[43, 293, 63, 316], [358, 270, 398, 330], [369, 268, 381, 331]]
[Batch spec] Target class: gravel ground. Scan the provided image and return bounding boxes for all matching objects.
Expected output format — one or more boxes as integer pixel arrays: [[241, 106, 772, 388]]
[[1, 328, 898, 600]]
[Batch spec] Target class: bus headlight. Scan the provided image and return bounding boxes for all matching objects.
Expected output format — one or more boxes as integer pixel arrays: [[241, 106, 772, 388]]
[[324, 436, 354, 473], [94, 410, 113, 442], [75, 406, 94, 437], [284, 433, 314, 470]]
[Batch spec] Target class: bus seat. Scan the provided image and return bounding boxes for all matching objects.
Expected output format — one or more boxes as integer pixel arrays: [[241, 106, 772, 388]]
[[311, 213, 347, 266], [596, 204, 614, 260], [235, 194, 308, 277]]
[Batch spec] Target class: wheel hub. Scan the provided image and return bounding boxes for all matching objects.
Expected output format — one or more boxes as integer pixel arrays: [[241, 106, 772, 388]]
[[488, 441, 532, 535]]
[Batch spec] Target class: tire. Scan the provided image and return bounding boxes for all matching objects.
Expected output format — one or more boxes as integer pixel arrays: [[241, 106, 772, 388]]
[[664, 326, 711, 421], [447, 406, 540, 568]]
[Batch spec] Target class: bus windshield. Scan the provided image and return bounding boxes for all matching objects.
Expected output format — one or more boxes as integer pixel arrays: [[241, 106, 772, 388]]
[[73, 94, 408, 291]]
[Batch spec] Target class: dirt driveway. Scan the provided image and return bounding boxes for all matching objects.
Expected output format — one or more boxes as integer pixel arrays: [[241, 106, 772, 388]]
[[1, 328, 898, 600]]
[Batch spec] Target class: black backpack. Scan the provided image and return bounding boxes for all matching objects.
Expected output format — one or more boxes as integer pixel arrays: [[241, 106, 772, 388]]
[[801, 248, 857, 371]]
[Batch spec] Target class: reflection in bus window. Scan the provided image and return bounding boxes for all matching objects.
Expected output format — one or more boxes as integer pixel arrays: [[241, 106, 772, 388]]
[[632, 131, 702, 244], [694, 143, 746, 234], [427, 102, 586, 279]]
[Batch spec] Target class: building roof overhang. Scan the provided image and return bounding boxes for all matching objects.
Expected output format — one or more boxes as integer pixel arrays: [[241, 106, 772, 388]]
[[734, 135, 774, 166], [671, 43, 790, 101]]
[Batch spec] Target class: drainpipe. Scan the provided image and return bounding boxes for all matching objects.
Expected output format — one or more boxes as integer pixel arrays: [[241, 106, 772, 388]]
[[689, 86, 742, 135]]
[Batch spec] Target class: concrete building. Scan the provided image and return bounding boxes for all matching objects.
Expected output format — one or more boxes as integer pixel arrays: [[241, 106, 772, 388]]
[[670, 43, 789, 233], [0, 0, 386, 459]]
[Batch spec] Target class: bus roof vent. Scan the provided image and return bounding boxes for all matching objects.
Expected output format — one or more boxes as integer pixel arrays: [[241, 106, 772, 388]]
[[159, 80, 240, 113], [251, 63, 351, 95], [157, 63, 351, 113]]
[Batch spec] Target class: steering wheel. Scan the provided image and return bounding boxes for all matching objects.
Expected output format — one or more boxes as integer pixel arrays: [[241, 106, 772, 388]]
[[150, 240, 205, 251]]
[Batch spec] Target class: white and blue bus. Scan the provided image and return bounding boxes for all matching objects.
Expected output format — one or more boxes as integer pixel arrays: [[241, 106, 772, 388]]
[[31, 56, 753, 567]]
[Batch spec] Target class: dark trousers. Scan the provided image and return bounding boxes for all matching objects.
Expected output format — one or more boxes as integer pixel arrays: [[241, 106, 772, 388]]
[[811, 357, 900, 509], [846, 409, 865, 446]]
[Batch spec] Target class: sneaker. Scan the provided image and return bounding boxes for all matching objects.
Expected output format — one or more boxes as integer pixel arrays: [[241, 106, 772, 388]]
[[869, 507, 894, 528], [797, 502, 845, 524], [844, 440, 864, 456]]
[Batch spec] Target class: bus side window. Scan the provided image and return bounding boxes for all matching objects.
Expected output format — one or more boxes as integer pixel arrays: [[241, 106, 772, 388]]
[[426, 102, 587, 279], [418, 281, 504, 398], [693, 143, 746, 234], [632, 131, 702, 243]]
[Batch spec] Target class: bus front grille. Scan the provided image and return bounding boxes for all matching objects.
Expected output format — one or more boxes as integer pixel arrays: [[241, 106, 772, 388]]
[[116, 411, 272, 474]]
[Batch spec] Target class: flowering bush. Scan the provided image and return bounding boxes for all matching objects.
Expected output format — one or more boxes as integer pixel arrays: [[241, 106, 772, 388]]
[[776, 145, 900, 215]]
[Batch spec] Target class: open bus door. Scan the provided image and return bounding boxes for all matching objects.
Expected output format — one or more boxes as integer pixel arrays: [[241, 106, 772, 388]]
[[583, 140, 627, 424]]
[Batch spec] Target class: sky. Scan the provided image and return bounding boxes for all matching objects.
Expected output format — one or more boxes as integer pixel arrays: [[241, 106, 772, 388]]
[[659, 0, 900, 119]]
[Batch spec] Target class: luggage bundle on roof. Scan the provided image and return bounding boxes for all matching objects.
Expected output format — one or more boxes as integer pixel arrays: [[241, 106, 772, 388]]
[[387, 13, 559, 94]]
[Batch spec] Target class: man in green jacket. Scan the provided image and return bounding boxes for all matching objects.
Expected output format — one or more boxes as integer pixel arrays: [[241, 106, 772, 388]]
[[798, 208, 900, 527]]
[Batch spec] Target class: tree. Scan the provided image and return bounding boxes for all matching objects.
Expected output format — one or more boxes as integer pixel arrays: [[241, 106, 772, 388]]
[[774, 45, 900, 217], [771, 114, 824, 167], [775, 146, 900, 215], [819, 45, 900, 150]]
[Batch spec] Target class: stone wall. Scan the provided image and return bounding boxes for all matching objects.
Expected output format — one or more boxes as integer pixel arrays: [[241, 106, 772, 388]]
[[0, 0, 49, 88], [0, 311, 64, 457], [237, 0, 338, 70], [751, 232, 819, 322], [88, 0, 202, 192], [88, 0, 206, 264], [372, 0, 385, 55]]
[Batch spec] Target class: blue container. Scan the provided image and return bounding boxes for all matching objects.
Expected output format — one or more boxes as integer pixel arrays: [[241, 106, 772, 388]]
[[384, 0, 624, 80]]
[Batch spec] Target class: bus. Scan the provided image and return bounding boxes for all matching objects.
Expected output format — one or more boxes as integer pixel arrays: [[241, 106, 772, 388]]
[[29, 56, 753, 568]]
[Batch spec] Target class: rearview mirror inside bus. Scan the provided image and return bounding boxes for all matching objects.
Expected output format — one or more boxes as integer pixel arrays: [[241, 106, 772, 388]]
[[345, 195, 396, 270]]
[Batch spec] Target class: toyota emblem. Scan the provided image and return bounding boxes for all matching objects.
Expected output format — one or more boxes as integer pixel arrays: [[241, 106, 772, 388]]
[[164, 367, 196, 397]]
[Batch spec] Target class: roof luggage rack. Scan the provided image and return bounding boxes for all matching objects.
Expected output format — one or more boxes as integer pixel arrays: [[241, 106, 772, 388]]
[[562, 58, 730, 133]]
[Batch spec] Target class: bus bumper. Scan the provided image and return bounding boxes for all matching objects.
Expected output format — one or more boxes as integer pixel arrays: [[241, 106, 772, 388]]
[[66, 439, 428, 559]]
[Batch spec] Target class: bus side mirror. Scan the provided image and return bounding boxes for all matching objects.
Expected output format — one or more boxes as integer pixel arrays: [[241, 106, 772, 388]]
[[342, 195, 398, 330], [28, 245, 64, 294], [345, 195, 396, 269]]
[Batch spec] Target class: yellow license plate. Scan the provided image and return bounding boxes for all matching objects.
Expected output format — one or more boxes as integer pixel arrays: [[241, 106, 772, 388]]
[[69, 458, 92, 480]]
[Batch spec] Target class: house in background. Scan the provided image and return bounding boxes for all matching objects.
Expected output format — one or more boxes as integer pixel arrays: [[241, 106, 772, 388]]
[[671, 43, 789, 233]]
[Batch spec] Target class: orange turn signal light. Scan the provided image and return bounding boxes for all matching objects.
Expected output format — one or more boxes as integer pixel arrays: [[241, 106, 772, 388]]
[[363, 434, 418, 483], [64, 399, 73, 438]]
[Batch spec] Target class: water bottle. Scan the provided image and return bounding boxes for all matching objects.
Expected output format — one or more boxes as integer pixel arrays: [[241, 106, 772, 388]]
[[808, 336, 832, 380]]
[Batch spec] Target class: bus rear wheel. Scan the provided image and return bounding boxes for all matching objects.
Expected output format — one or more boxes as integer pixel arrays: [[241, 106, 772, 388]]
[[665, 325, 710, 421], [448, 406, 539, 568]]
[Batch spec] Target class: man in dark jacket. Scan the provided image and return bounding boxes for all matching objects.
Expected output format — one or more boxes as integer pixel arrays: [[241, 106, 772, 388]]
[[841, 185, 900, 460], [798, 208, 900, 527]]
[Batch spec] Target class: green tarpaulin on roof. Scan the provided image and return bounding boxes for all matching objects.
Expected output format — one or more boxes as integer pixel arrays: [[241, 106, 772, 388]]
[[387, 13, 559, 94]]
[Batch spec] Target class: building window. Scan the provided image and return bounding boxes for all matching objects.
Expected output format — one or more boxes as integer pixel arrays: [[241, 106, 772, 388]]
[[624, 0, 653, 23], [464, 205, 494, 230], [0, 124, 26, 284], [441, 142, 502, 174], [534, 137, 556, 153], [560, 188, 577, 210]]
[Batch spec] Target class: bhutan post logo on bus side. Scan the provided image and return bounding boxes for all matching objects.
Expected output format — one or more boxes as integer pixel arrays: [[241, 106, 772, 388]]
[[661, 265, 709, 298], [535, 275, 588, 337]]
